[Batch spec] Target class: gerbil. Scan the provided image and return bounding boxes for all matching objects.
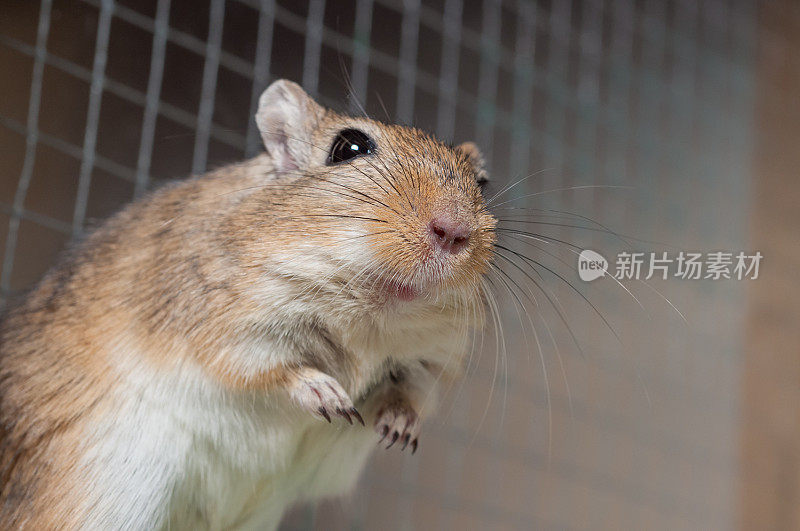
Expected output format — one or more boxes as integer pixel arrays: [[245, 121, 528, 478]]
[[0, 79, 496, 529]]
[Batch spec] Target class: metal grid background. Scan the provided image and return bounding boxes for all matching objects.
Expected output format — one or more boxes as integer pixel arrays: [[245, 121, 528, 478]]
[[0, 0, 757, 529]]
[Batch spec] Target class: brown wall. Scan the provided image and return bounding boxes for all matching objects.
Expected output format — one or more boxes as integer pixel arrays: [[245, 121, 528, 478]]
[[742, 1, 800, 530]]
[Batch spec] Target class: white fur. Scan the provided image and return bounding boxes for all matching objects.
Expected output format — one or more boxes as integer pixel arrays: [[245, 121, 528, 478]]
[[75, 304, 470, 530]]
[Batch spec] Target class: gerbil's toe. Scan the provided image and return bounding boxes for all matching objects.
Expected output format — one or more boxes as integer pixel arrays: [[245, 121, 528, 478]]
[[374, 403, 421, 453], [289, 368, 361, 426]]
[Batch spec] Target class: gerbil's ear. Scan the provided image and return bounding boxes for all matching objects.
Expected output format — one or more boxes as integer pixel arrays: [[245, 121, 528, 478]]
[[456, 141, 488, 183], [456, 141, 486, 171], [256, 79, 325, 173]]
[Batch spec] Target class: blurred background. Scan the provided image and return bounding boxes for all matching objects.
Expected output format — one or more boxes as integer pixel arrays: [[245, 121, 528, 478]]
[[1, 0, 798, 529]]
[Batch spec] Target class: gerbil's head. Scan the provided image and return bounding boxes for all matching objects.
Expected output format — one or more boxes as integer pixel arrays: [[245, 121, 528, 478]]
[[246, 79, 496, 310]]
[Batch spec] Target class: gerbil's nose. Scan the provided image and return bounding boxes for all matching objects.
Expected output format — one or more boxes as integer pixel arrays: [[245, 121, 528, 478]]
[[429, 217, 471, 254]]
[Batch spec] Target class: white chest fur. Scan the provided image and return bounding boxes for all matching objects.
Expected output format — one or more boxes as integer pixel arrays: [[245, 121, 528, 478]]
[[78, 362, 379, 530], [76, 315, 467, 531]]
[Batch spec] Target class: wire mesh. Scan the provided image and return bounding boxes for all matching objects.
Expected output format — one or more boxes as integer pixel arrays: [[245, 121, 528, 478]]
[[0, 0, 757, 529]]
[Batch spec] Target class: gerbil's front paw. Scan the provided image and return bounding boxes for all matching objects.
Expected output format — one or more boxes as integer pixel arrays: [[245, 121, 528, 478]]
[[289, 368, 364, 426], [375, 401, 420, 453]]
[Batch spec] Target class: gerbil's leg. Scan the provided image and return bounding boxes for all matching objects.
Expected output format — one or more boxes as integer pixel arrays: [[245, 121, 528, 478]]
[[368, 362, 441, 453], [286, 367, 365, 426]]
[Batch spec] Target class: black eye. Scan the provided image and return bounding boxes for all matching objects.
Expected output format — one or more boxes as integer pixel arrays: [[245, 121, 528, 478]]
[[477, 176, 489, 191], [326, 129, 376, 165]]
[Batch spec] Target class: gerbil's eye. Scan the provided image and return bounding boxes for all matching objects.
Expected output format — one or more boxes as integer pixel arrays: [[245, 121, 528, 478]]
[[326, 129, 376, 165], [477, 176, 489, 191]]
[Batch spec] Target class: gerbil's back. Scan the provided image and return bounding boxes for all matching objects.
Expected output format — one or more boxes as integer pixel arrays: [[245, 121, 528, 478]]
[[0, 155, 274, 527], [0, 265, 113, 527]]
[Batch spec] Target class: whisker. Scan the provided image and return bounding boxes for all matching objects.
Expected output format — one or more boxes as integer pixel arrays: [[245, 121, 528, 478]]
[[490, 184, 635, 210], [485, 168, 555, 206], [336, 52, 371, 119], [276, 214, 389, 223], [495, 243, 621, 344], [467, 277, 506, 449], [492, 250, 586, 358], [489, 263, 553, 459], [497, 227, 649, 315], [493, 210, 673, 248], [496, 218, 634, 240]]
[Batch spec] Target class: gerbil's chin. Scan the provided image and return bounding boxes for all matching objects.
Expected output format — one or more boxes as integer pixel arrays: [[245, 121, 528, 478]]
[[384, 280, 417, 302], [371, 274, 473, 307], [365, 277, 426, 307]]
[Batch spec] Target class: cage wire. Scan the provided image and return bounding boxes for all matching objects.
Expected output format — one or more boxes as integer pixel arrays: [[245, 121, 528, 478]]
[[0, 0, 757, 529]]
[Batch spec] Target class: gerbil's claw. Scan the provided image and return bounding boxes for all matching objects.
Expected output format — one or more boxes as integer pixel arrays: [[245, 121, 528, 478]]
[[378, 425, 389, 442], [289, 368, 358, 426], [373, 400, 421, 452], [350, 408, 365, 426], [318, 407, 331, 423], [386, 430, 400, 449], [411, 439, 418, 454], [337, 407, 353, 425]]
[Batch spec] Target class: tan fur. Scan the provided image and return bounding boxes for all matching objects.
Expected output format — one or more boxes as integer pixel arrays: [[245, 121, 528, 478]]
[[0, 80, 495, 529]]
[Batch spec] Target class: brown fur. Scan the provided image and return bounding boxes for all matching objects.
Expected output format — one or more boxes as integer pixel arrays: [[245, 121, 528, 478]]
[[0, 81, 495, 528]]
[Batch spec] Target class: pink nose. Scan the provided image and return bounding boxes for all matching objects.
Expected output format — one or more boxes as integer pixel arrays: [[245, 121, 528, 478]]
[[429, 217, 471, 254]]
